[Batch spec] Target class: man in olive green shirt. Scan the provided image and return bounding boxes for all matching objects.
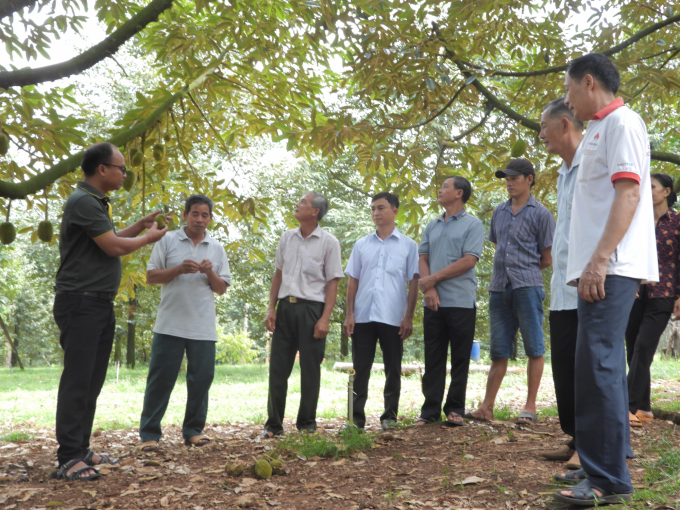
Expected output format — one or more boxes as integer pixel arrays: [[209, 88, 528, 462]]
[[53, 142, 167, 481]]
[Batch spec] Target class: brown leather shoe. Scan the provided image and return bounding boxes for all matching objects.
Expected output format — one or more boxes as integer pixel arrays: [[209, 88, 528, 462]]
[[540, 446, 575, 461]]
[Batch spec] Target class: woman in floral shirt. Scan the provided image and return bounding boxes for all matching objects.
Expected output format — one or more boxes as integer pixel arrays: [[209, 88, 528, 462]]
[[625, 173, 680, 427]]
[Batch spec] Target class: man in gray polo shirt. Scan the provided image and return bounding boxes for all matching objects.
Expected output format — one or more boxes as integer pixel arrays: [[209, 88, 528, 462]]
[[261, 191, 344, 437], [466, 159, 555, 425], [415, 176, 485, 426], [138, 194, 230, 451]]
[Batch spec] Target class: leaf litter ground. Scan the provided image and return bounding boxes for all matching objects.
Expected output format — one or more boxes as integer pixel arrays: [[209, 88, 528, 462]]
[[1, 415, 679, 510]]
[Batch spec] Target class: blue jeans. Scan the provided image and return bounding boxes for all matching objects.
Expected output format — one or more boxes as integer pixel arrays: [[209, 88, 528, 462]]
[[489, 284, 545, 361]]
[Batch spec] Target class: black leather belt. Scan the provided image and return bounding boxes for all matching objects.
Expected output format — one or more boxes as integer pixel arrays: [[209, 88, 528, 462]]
[[56, 290, 116, 302], [280, 296, 321, 305]]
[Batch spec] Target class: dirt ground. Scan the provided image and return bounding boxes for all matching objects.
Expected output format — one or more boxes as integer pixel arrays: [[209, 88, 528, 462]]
[[1, 415, 679, 510]]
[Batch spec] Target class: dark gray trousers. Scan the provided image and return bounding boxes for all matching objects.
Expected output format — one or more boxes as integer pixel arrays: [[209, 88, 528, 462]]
[[575, 275, 639, 494], [265, 299, 326, 435]]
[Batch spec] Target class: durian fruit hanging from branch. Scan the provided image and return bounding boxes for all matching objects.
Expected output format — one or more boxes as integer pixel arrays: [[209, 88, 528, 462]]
[[0, 200, 16, 245], [511, 139, 527, 158], [153, 119, 165, 162], [37, 189, 53, 243]]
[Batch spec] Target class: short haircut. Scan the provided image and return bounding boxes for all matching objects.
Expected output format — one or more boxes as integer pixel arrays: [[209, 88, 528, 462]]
[[444, 175, 472, 203], [651, 173, 678, 208], [305, 191, 329, 221], [543, 97, 584, 131], [566, 53, 620, 94], [372, 191, 399, 209], [185, 194, 213, 215], [81, 142, 115, 176]]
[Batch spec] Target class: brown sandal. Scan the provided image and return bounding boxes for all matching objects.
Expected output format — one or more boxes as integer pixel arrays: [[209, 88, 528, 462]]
[[635, 410, 654, 422], [629, 412, 642, 428], [185, 434, 211, 447], [139, 440, 159, 452]]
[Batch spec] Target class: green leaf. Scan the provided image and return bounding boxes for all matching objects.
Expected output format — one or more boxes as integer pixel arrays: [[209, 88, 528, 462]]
[[425, 78, 436, 91]]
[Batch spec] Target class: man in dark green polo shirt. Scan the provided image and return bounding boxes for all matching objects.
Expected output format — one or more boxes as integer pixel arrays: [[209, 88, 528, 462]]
[[53, 142, 168, 481]]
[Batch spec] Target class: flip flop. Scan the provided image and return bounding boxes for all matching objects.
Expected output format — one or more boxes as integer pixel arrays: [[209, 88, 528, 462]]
[[565, 451, 581, 470], [553, 478, 631, 506], [463, 411, 490, 422], [553, 468, 587, 485], [55, 459, 101, 482], [445, 412, 465, 427], [413, 417, 428, 426], [629, 411, 643, 428], [515, 411, 538, 425]]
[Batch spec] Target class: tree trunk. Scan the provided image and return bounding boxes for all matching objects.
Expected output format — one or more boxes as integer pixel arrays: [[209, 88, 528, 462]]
[[126, 297, 136, 368], [0, 313, 24, 370], [114, 330, 122, 363]]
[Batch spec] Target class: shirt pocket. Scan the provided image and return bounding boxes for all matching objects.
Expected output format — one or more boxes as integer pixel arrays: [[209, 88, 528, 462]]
[[302, 253, 324, 280], [386, 254, 406, 277], [516, 217, 538, 244]]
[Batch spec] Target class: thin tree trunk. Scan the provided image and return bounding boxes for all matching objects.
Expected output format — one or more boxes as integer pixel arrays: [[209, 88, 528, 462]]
[[126, 295, 136, 368], [0, 313, 24, 370]]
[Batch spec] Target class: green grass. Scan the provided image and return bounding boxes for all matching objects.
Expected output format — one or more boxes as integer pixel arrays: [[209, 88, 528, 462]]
[[631, 430, 680, 507], [0, 430, 33, 442], [2, 357, 680, 435], [274, 425, 374, 460]]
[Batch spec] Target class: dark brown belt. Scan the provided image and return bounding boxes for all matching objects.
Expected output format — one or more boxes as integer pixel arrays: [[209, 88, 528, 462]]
[[56, 290, 116, 302]]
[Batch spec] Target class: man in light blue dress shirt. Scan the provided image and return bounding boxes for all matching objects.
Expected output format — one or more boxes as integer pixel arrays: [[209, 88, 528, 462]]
[[538, 97, 583, 468], [344, 192, 419, 431]]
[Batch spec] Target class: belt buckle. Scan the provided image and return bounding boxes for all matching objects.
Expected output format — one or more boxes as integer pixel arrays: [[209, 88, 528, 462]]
[[289, 296, 297, 303]]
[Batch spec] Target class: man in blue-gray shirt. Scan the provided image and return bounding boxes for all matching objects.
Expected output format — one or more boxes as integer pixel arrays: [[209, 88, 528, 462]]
[[538, 98, 583, 468], [344, 192, 419, 431], [414, 176, 485, 426], [466, 159, 555, 425]]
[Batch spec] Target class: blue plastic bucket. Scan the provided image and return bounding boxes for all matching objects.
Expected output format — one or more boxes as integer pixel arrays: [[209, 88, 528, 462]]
[[470, 340, 480, 362]]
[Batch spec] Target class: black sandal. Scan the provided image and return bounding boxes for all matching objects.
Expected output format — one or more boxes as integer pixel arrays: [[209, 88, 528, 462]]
[[445, 412, 465, 427], [553, 468, 587, 485], [55, 458, 101, 481], [553, 479, 631, 506], [84, 449, 119, 466]]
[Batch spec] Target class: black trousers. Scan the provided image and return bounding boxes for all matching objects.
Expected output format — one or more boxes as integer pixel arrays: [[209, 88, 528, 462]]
[[351, 322, 403, 428], [549, 309, 578, 442], [625, 291, 674, 413], [265, 299, 326, 435], [420, 306, 476, 421], [53, 294, 115, 466]]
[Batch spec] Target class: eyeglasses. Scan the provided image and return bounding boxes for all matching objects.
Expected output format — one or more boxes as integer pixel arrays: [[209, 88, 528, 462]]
[[103, 163, 127, 174]]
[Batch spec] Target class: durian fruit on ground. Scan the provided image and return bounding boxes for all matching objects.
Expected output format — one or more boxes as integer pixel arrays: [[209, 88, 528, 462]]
[[251, 458, 272, 480], [225, 462, 245, 477], [152, 143, 165, 162], [37, 220, 53, 242], [122, 170, 136, 191], [0, 222, 16, 245]]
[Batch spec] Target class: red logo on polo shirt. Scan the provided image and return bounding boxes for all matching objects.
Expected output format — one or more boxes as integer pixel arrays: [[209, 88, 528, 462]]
[[594, 133, 599, 139]]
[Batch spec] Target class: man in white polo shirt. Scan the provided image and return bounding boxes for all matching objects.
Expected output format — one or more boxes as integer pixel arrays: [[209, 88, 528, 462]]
[[261, 191, 344, 438], [343, 192, 419, 431], [553, 53, 658, 506], [138, 194, 231, 451]]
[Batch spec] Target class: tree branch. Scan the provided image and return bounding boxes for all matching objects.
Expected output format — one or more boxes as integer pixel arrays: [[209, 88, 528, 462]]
[[651, 150, 680, 165], [377, 82, 469, 130], [329, 172, 371, 197], [451, 12, 680, 78], [0, 51, 227, 199], [442, 109, 492, 146], [0, 0, 174, 89], [0, 0, 38, 20]]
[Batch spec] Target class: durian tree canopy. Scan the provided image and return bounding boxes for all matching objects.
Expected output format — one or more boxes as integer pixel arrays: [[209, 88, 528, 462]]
[[2, 0, 680, 223]]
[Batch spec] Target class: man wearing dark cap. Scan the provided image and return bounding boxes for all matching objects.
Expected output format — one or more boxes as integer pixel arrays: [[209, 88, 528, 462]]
[[53, 142, 168, 481], [466, 159, 555, 425]]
